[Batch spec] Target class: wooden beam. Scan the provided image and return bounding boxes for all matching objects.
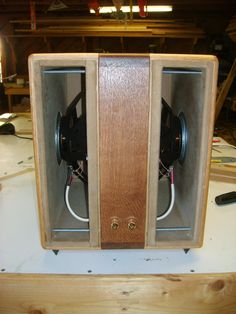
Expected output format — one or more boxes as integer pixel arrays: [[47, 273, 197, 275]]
[[1, 273, 236, 313], [10, 18, 204, 39], [3, 33, 205, 38], [10, 18, 180, 24], [12, 28, 204, 39], [14, 26, 203, 34]]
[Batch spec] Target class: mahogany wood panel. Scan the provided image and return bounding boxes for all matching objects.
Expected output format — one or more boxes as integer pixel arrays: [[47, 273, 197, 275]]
[[99, 56, 150, 249]]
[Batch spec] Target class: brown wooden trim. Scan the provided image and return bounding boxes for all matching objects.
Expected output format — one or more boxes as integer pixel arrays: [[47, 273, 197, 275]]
[[99, 56, 150, 249]]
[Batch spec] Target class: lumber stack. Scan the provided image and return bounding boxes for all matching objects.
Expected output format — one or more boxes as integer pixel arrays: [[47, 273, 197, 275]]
[[10, 18, 205, 39]]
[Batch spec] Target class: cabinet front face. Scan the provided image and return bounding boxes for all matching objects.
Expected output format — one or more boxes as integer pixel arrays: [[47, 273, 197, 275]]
[[99, 56, 150, 249], [29, 53, 218, 250]]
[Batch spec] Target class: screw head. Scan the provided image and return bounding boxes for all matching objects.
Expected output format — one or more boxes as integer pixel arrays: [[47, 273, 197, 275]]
[[128, 222, 136, 230], [111, 221, 119, 230]]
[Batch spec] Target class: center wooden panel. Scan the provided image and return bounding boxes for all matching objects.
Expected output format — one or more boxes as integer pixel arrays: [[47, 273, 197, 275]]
[[99, 56, 150, 249]]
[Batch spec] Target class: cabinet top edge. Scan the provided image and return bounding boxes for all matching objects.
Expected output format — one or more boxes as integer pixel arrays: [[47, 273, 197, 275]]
[[28, 52, 218, 67]]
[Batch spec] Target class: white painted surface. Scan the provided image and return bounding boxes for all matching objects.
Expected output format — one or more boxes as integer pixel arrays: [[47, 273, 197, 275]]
[[0, 122, 236, 275]]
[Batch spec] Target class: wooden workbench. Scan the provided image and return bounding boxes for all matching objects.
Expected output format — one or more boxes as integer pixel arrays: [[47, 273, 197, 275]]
[[0, 116, 236, 313]]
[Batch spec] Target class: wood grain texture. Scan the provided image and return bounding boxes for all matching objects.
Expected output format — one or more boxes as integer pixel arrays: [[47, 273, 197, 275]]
[[1, 273, 236, 314], [99, 56, 150, 249]]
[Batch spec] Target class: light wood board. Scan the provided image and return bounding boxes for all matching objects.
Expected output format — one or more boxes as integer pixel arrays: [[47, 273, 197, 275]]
[[1, 273, 236, 314]]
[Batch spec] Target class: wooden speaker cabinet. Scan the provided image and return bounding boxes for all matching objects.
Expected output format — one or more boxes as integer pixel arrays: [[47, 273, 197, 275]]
[[29, 53, 218, 250]]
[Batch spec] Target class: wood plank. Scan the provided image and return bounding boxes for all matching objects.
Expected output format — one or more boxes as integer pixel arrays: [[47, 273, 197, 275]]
[[99, 56, 150, 249], [1, 273, 236, 314], [12, 22, 204, 39], [0, 167, 34, 181], [4, 33, 204, 39], [210, 164, 236, 183], [15, 26, 202, 32], [15, 28, 204, 36], [4, 87, 30, 95], [9, 18, 190, 25]]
